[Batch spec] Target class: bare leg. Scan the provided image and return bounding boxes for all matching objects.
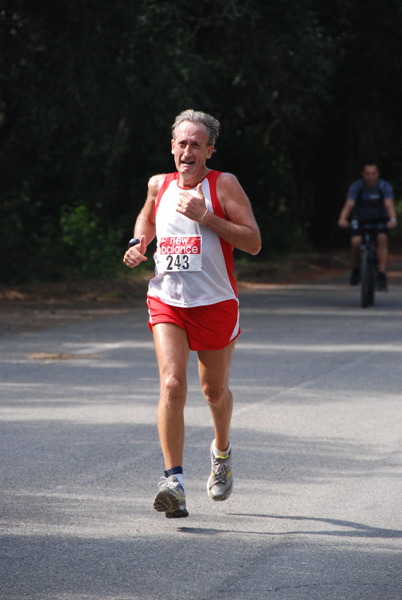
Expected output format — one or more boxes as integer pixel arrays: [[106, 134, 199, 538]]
[[152, 323, 190, 470], [197, 340, 236, 451], [351, 235, 362, 268], [377, 233, 388, 272]]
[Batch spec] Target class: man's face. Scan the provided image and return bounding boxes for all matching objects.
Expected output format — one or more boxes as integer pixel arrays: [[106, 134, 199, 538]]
[[362, 165, 379, 188], [171, 121, 214, 186]]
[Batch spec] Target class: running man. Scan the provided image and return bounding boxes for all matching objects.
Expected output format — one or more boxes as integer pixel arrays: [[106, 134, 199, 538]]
[[123, 109, 261, 518]]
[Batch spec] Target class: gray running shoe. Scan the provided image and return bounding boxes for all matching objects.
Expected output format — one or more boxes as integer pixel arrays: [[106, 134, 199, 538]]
[[153, 475, 189, 518], [207, 442, 233, 501]]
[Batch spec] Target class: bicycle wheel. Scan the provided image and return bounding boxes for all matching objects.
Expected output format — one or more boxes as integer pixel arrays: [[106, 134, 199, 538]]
[[361, 249, 371, 308]]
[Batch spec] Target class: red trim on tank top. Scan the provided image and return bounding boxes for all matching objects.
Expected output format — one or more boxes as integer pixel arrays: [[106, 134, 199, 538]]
[[206, 171, 237, 296], [155, 173, 176, 214]]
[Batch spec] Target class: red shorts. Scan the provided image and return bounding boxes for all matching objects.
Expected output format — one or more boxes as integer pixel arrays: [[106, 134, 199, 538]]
[[147, 296, 240, 351]]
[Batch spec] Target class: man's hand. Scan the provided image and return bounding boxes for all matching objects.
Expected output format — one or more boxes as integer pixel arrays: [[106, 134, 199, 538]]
[[176, 183, 207, 222], [123, 235, 148, 268], [338, 217, 349, 228], [387, 219, 398, 229]]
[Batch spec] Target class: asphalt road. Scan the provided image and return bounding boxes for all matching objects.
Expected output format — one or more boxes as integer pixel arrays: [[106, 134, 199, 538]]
[[1, 267, 402, 600]]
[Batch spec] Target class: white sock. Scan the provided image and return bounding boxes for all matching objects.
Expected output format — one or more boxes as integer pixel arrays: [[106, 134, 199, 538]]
[[213, 440, 231, 458]]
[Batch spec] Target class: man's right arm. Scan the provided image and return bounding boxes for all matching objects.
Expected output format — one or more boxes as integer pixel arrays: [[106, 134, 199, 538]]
[[338, 181, 360, 228], [338, 198, 356, 228], [123, 174, 165, 269]]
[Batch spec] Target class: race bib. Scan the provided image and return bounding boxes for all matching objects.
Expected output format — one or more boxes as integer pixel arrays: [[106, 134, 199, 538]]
[[157, 235, 202, 272]]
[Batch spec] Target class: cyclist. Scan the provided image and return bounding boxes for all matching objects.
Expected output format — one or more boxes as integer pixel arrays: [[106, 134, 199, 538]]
[[338, 162, 397, 291]]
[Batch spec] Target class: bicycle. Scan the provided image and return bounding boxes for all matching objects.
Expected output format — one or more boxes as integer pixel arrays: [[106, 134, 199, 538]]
[[349, 220, 387, 308]]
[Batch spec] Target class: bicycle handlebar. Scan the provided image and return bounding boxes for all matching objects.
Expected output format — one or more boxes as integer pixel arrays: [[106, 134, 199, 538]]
[[348, 220, 388, 232]]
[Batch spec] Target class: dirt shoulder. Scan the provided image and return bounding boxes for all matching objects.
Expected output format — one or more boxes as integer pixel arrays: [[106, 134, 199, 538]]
[[1, 252, 400, 335], [0, 277, 150, 335]]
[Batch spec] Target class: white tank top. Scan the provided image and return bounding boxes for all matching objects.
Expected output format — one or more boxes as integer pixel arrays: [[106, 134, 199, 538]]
[[147, 170, 238, 307]]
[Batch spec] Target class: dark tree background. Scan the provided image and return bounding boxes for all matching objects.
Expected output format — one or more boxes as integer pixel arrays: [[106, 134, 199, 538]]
[[1, 0, 401, 282]]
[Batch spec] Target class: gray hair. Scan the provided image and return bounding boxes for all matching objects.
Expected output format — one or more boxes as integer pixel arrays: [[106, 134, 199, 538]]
[[172, 109, 220, 146]]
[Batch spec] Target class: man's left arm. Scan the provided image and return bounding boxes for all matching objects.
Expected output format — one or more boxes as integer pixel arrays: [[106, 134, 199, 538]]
[[200, 173, 261, 255], [382, 181, 397, 229], [206, 173, 261, 255], [384, 197, 398, 229], [177, 172, 261, 254]]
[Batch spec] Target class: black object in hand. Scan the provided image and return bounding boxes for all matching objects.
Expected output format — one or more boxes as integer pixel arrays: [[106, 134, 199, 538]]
[[127, 238, 140, 249]]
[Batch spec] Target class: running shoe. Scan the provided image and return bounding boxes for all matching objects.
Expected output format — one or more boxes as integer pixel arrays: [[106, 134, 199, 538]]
[[153, 475, 189, 518], [377, 271, 388, 291], [207, 442, 233, 501], [350, 267, 361, 285]]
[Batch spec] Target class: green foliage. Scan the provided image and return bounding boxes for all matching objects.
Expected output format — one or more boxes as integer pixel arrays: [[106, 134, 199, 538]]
[[59, 205, 124, 278], [1, 0, 402, 283]]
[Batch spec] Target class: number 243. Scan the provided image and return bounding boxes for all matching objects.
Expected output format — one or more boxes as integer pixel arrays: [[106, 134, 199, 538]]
[[166, 255, 189, 270]]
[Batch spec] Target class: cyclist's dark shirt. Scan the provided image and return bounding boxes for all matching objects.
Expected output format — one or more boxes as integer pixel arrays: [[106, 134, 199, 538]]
[[346, 178, 393, 223]]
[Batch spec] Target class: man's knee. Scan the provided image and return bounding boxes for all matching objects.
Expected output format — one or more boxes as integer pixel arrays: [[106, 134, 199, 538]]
[[377, 232, 388, 247], [202, 381, 229, 406], [160, 371, 186, 401], [351, 235, 362, 249]]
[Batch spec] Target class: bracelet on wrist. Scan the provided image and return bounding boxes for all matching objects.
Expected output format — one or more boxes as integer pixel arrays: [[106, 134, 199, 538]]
[[200, 208, 209, 223]]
